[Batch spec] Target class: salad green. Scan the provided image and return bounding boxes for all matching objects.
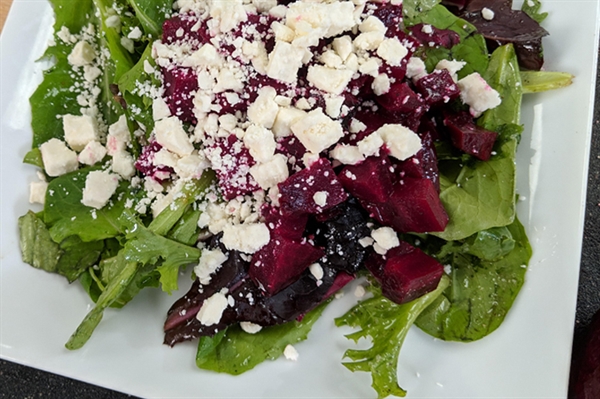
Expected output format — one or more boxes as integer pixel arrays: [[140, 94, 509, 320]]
[[18, 0, 572, 397]]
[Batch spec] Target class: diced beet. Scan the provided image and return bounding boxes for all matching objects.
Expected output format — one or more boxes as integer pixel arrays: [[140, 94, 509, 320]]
[[388, 178, 449, 233], [323, 272, 355, 299], [408, 23, 461, 49], [395, 131, 440, 191], [249, 235, 325, 295], [338, 155, 395, 203], [276, 136, 307, 169], [162, 14, 211, 47], [135, 141, 173, 182], [278, 158, 348, 216], [205, 135, 259, 200], [262, 205, 308, 241], [443, 111, 498, 161], [377, 82, 427, 116], [414, 70, 461, 107], [162, 67, 198, 124], [366, 242, 444, 304], [371, 2, 405, 38], [362, 200, 396, 226]]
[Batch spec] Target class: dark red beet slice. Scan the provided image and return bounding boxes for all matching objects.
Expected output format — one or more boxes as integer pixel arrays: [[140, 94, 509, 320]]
[[443, 111, 498, 161], [414, 70, 461, 107], [338, 155, 394, 203], [388, 177, 449, 233], [276, 135, 307, 169], [134, 141, 173, 182], [262, 205, 308, 241], [278, 158, 348, 216], [162, 13, 210, 47], [371, 2, 405, 38], [249, 236, 324, 295], [395, 131, 440, 192], [162, 66, 198, 124], [377, 82, 427, 115], [206, 135, 259, 200], [408, 23, 461, 49], [366, 242, 444, 304]]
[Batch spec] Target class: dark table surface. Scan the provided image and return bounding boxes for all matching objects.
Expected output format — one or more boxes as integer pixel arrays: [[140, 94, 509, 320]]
[[1, 33, 599, 399]]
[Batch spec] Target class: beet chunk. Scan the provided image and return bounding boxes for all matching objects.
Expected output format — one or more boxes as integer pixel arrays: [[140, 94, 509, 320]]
[[338, 155, 394, 203], [408, 23, 461, 49], [366, 242, 444, 304], [443, 111, 498, 161], [395, 131, 440, 192], [262, 206, 308, 241], [162, 14, 210, 47], [414, 70, 461, 107], [388, 178, 449, 233], [161, 67, 198, 124], [377, 82, 427, 117], [249, 235, 325, 296], [278, 158, 348, 216]]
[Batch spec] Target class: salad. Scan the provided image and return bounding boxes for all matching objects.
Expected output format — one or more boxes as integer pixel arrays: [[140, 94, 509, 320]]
[[17, 0, 574, 397]]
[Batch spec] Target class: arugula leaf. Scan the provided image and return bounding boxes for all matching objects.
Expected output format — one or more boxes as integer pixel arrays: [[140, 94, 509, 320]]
[[18, 211, 62, 273], [167, 208, 202, 245], [520, 71, 574, 93], [416, 218, 531, 341], [56, 236, 105, 282], [126, 0, 172, 38], [521, 0, 548, 24], [335, 277, 450, 399], [196, 302, 328, 375], [402, 0, 441, 20]]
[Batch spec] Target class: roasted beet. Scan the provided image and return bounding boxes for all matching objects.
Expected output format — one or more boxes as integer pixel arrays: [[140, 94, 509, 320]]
[[377, 82, 427, 115], [408, 23, 461, 49], [249, 235, 324, 296], [276, 135, 307, 169], [162, 13, 210, 47], [135, 141, 173, 182], [338, 155, 395, 203], [366, 241, 444, 304], [262, 206, 308, 241], [161, 67, 198, 124], [395, 131, 440, 191], [388, 178, 449, 233], [443, 111, 498, 161], [371, 2, 405, 38], [278, 158, 348, 216], [414, 70, 461, 107]]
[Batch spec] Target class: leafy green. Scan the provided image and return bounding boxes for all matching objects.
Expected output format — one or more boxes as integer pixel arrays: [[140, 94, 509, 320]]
[[521, 71, 574, 93], [56, 236, 105, 282], [18, 211, 62, 272], [125, 0, 172, 38], [402, 0, 441, 20], [335, 277, 450, 399], [167, 208, 202, 245], [416, 218, 531, 341], [460, 226, 515, 261], [521, 0, 548, 24], [196, 302, 329, 375], [23, 148, 44, 168]]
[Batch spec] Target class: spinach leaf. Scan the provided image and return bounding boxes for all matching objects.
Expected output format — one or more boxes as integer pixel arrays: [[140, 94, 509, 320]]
[[521, 71, 574, 93], [335, 277, 449, 399], [196, 302, 328, 375], [521, 0, 548, 24], [402, 0, 441, 20], [23, 148, 44, 168], [126, 0, 172, 38], [416, 218, 531, 341], [18, 211, 62, 273]]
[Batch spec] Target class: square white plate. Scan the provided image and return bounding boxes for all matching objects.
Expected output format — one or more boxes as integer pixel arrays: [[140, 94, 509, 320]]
[[1, 0, 599, 397]]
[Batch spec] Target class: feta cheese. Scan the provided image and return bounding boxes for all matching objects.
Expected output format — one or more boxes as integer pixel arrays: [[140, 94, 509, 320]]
[[283, 344, 299, 361], [359, 16, 386, 34], [127, 26, 143, 40], [272, 107, 307, 138], [106, 115, 131, 155], [324, 95, 345, 119], [249, 153, 289, 190], [243, 124, 276, 163], [267, 41, 304, 83], [376, 124, 422, 161], [78, 141, 107, 165], [435, 59, 466, 82], [67, 40, 95, 66], [353, 31, 385, 51], [306, 65, 354, 95], [332, 36, 353, 61], [481, 7, 495, 20], [377, 38, 408, 67], [112, 150, 135, 179], [354, 285, 366, 298], [358, 57, 381, 78], [309, 262, 324, 280], [372, 73, 391, 96], [291, 108, 343, 154], [214, 68, 245, 93], [176, 153, 210, 179], [196, 292, 229, 326], [240, 321, 263, 334], [247, 86, 280, 128], [194, 248, 228, 285], [330, 144, 364, 165], [154, 116, 194, 156], [406, 57, 427, 81], [457, 73, 502, 116], [63, 114, 98, 152], [357, 132, 384, 157], [312, 191, 328, 207], [371, 227, 400, 254], [29, 181, 48, 204], [40, 138, 79, 177], [81, 170, 119, 209], [221, 222, 270, 253], [182, 43, 223, 67]]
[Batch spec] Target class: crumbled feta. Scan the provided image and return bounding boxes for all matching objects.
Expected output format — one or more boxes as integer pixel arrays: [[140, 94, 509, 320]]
[[376, 124, 422, 161], [306, 65, 354, 95], [435, 59, 466, 82], [332, 35, 353, 61], [372, 73, 391, 96], [81, 170, 119, 209], [112, 150, 135, 179], [63, 114, 98, 152], [106, 115, 131, 155], [354, 285, 366, 298], [357, 132, 384, 157], [358, 236, 374, 247], [67, 40, 95, 66], [312, 191, 328, 207], [40, 138, 79, 177], [359, 15, 386, 34], [353, 31, 385, 51], [272, 107, 307, 138], [182, 43, 223, 67], [283, 344, 299, 361], [249, 153, 289, 190], [154, 116, 194, 156], [128, 26, 143, 40], [324, 95, 345, 119], [371, 227, 400, 254], [358, 57, 381, 78], [309, 262, 324, 280], [406, 57, 427, 81], [194, 248, 228, 285], [377, 38, 408, 67], [457, 72, 502, 116], [153, 96, 172, 121], [267, 41, 304, 83], [291, 108, 343, 154], [247, 86, 280, 128], [78, 141, 107, 165], [221, 222, 270, 253], [196, 291, 229, 326], [481, 7, 495, 20], [240, 321, 263, 334], [330, 144, 364, 165], [243, 124, 276, 163], [29, 181, 48, 205]]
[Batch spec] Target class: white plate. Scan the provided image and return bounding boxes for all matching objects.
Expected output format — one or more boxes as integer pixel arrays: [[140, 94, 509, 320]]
[[1, 1, 599, 397]]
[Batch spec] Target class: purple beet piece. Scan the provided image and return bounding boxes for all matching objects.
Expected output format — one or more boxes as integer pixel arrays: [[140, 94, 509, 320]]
[[135, 141, 173, 182], [278, 158, 348, 216], [262, 205, 308, 241], [366, 241, 444, 304], [414, 70, 461, 107], [388, 177, 449, 233], [206, 135, 260, 200], [371, 2, 405, 38], [395, 131, 440, 192], [249, 235, 325, 295], [162, 66, 198, 124], [338, 155, 394, 203], [377, 82, 427, 116], [409, 23, 461, 49], [323, 272, 355, 300], [276, 136, 307, 169], [443, 111, 498, 161], [162, 13, 211, 47]]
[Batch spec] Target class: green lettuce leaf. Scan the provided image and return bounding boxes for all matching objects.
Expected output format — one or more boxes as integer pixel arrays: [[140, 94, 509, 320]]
[[521, 0, 548, 24], [56, 236, 105, 282], [402, 0, 441, 20], [520, 71, 574, 93], [196, 302, 329, 375], [125, 0, 172, 38], [18, 211, 62, 273], [416, 218, 531, 341], [335, 277, 450, 399]]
